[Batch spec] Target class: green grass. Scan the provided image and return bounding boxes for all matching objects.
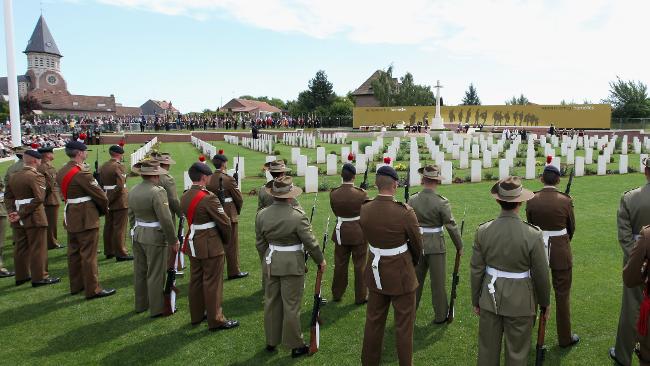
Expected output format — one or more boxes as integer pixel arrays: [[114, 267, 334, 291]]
[[0, 140, 642, 365]]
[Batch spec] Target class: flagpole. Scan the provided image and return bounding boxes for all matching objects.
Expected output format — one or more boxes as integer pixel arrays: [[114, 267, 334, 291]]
[[3, 0, 22, 147]]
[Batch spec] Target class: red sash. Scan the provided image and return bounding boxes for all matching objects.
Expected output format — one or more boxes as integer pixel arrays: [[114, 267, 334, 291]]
[[181, 190, 208, 254], [61, 166, 82, 201]]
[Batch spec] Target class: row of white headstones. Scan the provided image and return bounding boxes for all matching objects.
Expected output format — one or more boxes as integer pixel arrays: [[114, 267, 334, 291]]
[[129, 137, 158, 167]]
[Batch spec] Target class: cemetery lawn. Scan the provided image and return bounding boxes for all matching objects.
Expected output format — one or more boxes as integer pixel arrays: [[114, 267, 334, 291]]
[[0, 140, 641, 365]]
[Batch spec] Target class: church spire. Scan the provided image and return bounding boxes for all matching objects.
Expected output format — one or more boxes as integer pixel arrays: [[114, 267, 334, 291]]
[[24, 15, 62, 57]]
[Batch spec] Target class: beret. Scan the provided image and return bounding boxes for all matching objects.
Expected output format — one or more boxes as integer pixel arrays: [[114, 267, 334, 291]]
[[65, 140, 89, 151], [543, 164, 560, 175], [24, 149, 42, 159], [342, 163, 356, 175], [37, 146, 54, 153], [109, 145, 124, 154], [189, 162, 213, 176], [377, 165, 399, 181]]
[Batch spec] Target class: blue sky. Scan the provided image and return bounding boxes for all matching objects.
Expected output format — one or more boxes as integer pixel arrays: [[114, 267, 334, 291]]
[[1, 0, 648, 112]]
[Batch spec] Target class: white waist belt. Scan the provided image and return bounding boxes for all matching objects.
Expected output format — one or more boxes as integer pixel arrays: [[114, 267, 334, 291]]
[[187, 222, 217, 257], [130, 220, 161, 238], [542, 228, 567, 264], [420, 226, 443, 234], [335, 216, 360, 245], [103, 185, 117, 190], [15, 198, 33, 226], [486, 265, 530, 314], [224, 197, 233, 203], [64, 196, 92, 225], [369, 243, 408, 290], [265, 244, 303, 266]]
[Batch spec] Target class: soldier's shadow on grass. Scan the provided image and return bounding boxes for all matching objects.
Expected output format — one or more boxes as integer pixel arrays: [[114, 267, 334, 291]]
[[306, 301, 357, 330], [222, 290, 265, 318], [31, 312, 146, 357], [379, 321, 447, 364], [0, 292, 83, 330]]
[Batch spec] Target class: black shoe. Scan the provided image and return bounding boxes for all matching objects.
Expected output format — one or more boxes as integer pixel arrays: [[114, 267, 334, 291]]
[[433, 318, 448, 325], [71, 287, 85, 295], [291, 345, 310, 358], [0, 268, 15, 278], [116, 255, 134, 262], [209, 320, 239, 331], [32, 277, 61, 287], [609, 347, 624, 365], [560, 334, 580, 348], [105, 255, 115, 260], [49, 244, 65, 250], [151, 313, 163, 318], [266, 345, 277, 353], [191, 314, 208, 326], [15, 277, 31, 286], [86, 288, 116, 300], [227, 272, 249, 280], [355, 299, 368, 305]]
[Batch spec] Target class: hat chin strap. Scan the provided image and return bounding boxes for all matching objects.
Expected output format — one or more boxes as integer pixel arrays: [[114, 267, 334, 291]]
[[272, 183, 294, 194]]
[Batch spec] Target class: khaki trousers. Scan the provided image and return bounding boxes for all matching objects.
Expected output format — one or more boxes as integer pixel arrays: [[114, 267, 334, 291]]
[[332, 243, 368, 303], [0, 216, 6, 268], [615, 284, 644, 366], [415, 252, 448, 322], [67, 229, 102, 297], [189, 255, 227, 328], [13, 226, 48, 282], [225, 222, 240, 277], [264, 274, 305, 348], [361, 290, 416, 366], [551, 268, 573, 346], [477, 309, 535, 366], [133, 241, 167, 316], [103, 208, 129, 257], [45, 205, 60, 249]]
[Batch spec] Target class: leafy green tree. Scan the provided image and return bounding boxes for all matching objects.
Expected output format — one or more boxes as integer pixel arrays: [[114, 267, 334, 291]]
[[505, 94, 529, 105], [461, 83, 481, 105], [603, 77, 650, 118], [308, 70, 335, 108], [372, 66, 434, 106], [371, 65, 398, 107], [0, 100, 8, 122]]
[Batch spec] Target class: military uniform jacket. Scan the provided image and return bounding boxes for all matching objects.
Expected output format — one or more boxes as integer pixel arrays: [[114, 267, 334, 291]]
[[4, 159, 23, 187], [470, 211, 550, 317], [623, 225, 650, 287], [37, 160, 61, 207], [128, 180, 176, 247], [359, 195, 423, 296], [206, 171, 243, 223], [5, 166, 47, 228], [618, 184, 650, 260], [258, 181, 299, 211], [180, 185, 232, 258], [329, 183, 368, 246], [526, 187, 575, 270], [408, 189, 463, 254], [56, 161, 108, 233], [255, 201, 324, 277], [0, 180, 7, 217], [159, 173, 182, 218], [99, 158, 128, 210]]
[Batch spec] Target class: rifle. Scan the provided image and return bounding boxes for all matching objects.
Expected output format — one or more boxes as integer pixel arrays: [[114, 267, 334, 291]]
[[233, 153, 240, 187], [175, 216, 185, 274], [310, 215, 330, 355], [360, 156, 370, 190], [404, 171, 410, 203], [535, 306, 547, 366], [447, 205, 466, 323], [163, 268, 179, 316], [217, 175, 226, 206], [305, 193, 318, 265], [565, 166, 575, 195], [93, 148, 101, 184]]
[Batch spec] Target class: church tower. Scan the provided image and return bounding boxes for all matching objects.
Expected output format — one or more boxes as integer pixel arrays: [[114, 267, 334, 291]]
[[24, 15, 67, 93]]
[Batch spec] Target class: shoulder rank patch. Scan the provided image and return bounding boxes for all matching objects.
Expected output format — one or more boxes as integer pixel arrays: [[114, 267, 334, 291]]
[[524, 221, 542, 231], [435, 193, 448, 201]]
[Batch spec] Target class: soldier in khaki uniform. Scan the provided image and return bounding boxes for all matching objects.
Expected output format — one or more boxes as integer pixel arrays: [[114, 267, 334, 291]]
[[0, 178, 14, 278], [4, 146, 26, 186], [152, 153, 182, 224], [56, 141, 115, 299], [409, 165, 463, 323], [359, 165, 422, 366], [100, 145, 132, 261], [181, 162, 238, 331], [623, 226, 650, 366], [37, 146, 63, 250], [525, 164, 579, 347], [207, 153, 247, 280], [255, 176, 326, 358], [330, 163, 368, 304], [258, 160, 299, 211], [470, 176, 550, 366], [129, 160, 179, 317], [6, 149, 60, 287], [611, 158, 650, 365]]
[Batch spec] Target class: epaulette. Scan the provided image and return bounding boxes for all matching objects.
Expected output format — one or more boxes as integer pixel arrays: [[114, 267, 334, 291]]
[[624, 187, 640, 196], [352, 186, 365, 192], [396, 201, 410, 210], [436, 193, 448, 201], [557, 191, 572, 199], [477, 219, 494, 228], [524, 221, 542, 231], [292, 206, 306, 215], [362, 198, 374, 205]]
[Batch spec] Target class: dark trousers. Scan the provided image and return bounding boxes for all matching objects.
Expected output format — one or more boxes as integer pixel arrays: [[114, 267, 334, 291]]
[[225, 222, 240, 277], [189, 255, 226, 328], [67, 229, 102, 297], [332, 243, 367, 303], [45, 205, 59, 249], [552, 268, 573, 346], [13, 226, 48, 282], [361, 290, 416, 366], [103, 208, 129, 257]]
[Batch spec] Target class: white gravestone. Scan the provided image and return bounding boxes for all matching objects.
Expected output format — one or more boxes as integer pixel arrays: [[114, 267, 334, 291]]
[[575, 156, 585, 177], [499, 159, 509, 180], [525, 158, 536, 180], [460, 151, 469, 169], [326, 154, 337, 176], [619, 155, 628, 174], [597, 155, 606, 176], [297, 155, 308, 177], [291, 147, 301, 164], [442, 161, 452, 185], [316, 147, 326, 164], [471, 160, 482, 183], [305, 166, 318, 193]]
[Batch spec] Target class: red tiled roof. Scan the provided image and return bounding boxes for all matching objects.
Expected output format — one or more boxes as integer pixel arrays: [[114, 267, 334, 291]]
[[28, 89, 116, 112], [151, 100, 179, 113], [223, 98, 281, 113]]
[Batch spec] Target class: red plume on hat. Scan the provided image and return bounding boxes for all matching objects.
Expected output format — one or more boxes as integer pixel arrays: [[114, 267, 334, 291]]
[[546, 155, 552, 165], [218, 149, 224, 155], [118, 139, 125, 147], [30, 142, 40, 150], [347, 152, 354, 161], [383, 156, 391, 164], [79, 133, 87, 140], [198, 155, 206, 162]]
